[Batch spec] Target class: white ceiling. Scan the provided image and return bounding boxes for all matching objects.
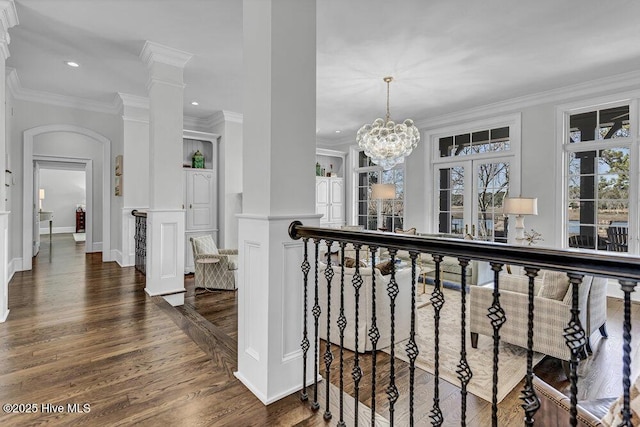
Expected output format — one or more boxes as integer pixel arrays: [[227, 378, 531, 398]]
[[7, 0, 640, 143]]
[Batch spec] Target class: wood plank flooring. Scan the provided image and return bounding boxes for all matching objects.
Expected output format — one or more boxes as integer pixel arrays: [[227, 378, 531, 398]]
[[185, 267, 640, 426], [3, 234, 638, 426], [0, 234, 324, 426]]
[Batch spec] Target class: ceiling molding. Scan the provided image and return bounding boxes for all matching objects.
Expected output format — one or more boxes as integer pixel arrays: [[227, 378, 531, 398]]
[[116, 92, 149, 122], [207, 110, 243, 129], [222, 110, 243, 123], [6, 67, 119, 114], [416, 69, 640, 131], [183, 115, 211, 132], [139, 40, 193, 70], [0, 1, 18, 33]]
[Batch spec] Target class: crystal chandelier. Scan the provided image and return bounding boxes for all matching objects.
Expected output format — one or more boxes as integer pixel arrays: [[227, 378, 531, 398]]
[[357, 76, 420, 170]]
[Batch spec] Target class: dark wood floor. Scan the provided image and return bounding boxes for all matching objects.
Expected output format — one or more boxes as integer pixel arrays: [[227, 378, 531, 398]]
[[185, 268, 640, 426], [3, 234, 638, 426], [0, 234, 324, 426]]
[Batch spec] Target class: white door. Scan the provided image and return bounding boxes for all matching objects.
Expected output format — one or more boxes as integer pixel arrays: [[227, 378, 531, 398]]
[[185, 170, 215, 230], [329, 177, 344, 224], [315, 177, 330, 222], [436, 158, 510, 242]]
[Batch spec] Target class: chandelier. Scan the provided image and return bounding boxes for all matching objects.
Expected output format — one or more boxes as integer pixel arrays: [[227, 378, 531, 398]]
[[356, 76, 420, 170]]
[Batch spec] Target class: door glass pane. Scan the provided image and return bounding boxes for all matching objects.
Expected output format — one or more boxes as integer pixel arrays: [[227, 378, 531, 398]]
[[438, 166, 464, 235], [476, 161, 509, 242], [567, 147, 629, 251]]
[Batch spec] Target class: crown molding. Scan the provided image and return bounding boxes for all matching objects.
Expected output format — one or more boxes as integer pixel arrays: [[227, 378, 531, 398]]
[[0, 1, 17, 59], [6, 67, 119, 114], [415, 69, 640, 130], [207, 110, 243, 129], [140, 40, 192, 70], [183, 115, 211, 132], [116, 92, 149, 122]]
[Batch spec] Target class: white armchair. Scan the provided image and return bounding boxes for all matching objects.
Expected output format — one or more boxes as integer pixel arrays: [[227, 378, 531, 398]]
[[190, 235, 238, 291], [318, 263, 414, 353]]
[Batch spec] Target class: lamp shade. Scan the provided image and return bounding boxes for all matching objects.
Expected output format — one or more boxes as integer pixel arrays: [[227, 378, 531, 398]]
[[39, 189, 45, 200], [503, 197, 538, 215], [371, 183, 395, 200]]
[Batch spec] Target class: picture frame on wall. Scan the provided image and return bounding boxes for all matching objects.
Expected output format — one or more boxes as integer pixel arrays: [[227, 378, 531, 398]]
[[115, 176, 122, 196]]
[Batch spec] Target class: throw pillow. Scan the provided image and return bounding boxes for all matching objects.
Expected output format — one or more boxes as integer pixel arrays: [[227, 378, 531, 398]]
[[344, 257, 366, 268], [193, 236, 219, 255], [395, 227, 417, 235], [539, 270, 571, 301], [601, 374, 640, 425], [375, 260, 394, 275]]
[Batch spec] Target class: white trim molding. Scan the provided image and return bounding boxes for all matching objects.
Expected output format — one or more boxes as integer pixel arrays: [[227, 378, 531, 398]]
[[140, 40, 193, 69], [22, 125, 112, 271], [6, 67, 120, 114]]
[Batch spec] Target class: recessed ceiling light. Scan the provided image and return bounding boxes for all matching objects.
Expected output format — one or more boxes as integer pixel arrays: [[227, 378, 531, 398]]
[[335, 130, 341, 133], [191, 101, 199, 106], [65, 61, 80, 68]]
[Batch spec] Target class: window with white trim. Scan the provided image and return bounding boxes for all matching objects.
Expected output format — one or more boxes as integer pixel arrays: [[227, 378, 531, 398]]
[[564, 103, 634, 252], [354, 150, 405, 231]]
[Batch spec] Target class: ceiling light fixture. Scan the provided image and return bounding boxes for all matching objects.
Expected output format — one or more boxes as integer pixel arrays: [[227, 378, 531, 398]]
[[335, 130, 341, 133], [357, 76, 420, 170], [65, 61, 80, 68], [191, 101, 199, 106]]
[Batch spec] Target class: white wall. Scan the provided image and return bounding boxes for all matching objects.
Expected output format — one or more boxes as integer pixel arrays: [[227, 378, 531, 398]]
[[8, 99, 120, 267], [38, 168, 85, 232], [34, 133, 102, 241], [211, 115, 243, 248]]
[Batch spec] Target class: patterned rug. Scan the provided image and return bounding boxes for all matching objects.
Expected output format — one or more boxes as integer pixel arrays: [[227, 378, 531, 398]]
[[387, 287, 544, 403]]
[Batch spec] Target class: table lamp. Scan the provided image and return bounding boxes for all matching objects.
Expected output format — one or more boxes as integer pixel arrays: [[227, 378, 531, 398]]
[[503, 197, 538, 243], [39, 188, 45, 212]]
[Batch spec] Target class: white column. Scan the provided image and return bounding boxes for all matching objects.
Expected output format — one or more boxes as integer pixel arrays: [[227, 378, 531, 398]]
[[0, 0, 18, 322], [140, 41, 192, 306], [236, 0, 319, 404], [117, 93, 150, 267]]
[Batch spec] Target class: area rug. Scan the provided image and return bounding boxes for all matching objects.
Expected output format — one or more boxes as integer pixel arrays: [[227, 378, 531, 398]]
[[72, 233, 85, 242], [385, 287, 544, 403]]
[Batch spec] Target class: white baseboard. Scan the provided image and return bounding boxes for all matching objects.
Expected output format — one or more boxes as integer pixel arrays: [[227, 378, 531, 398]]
[[39, 226, 75, 234], [112, 249, 128, 267], [88, 242, 102, 253], [8, 257, 22, 279]]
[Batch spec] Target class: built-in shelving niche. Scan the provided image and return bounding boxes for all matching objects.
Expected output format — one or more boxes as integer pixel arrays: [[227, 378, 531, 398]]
[[183, 138, 214, 170]]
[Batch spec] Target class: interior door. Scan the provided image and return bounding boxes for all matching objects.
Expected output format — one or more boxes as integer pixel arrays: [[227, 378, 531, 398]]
[[436, 158, 510, 242]]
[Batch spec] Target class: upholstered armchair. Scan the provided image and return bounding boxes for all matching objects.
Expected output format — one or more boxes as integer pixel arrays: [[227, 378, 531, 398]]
[[317, 263, 413, 353], [470, 270, 608, 376], [190, 235, 238, 291]]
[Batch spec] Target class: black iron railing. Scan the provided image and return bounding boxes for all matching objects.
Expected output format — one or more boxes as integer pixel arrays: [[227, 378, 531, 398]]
[[132, 210, 147, 276], [288, 221, 639, 427]]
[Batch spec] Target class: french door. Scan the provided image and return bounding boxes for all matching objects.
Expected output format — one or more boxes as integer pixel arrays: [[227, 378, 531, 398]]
[[436, 158, 511, 242]]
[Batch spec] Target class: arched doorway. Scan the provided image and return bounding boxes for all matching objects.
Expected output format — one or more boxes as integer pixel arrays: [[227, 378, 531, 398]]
[[22, 124, 111, 270]]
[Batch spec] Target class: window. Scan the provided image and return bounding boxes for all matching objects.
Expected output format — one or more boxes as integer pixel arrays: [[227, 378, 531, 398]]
[[431, 117, 519, 243], [564, 103, 632, 252], [354, 151, 404, 231]]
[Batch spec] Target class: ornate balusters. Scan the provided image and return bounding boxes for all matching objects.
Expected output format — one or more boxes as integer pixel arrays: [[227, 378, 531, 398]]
[[520, 267, 540, 426], [311, 238, 321, 411], [351, 244, 364, 427], [300, 238, 311, 402], [563, 273, 587, 427], [429, 254, 444, 427], [488, 263, 505, 427], [406, 252, 420, 427], [456, 258, 472, 426], [386, 249, 400, 426], [323, 241, 335, 420], [619, 280, 637, 427], [369, 245, 380, 426], [337, 242, 347, 427]]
